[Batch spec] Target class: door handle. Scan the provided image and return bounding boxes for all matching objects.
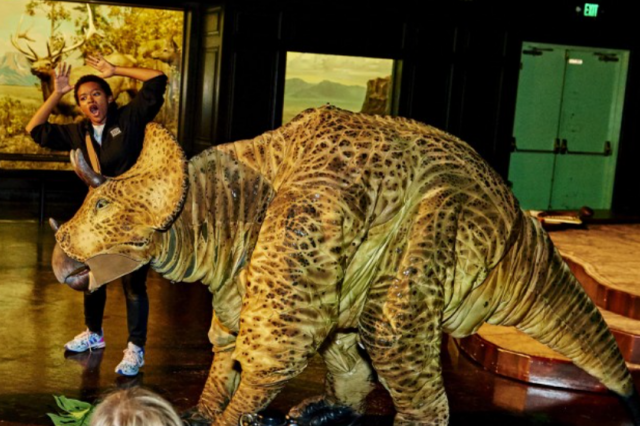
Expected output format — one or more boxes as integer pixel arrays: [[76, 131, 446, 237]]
[[562, 140, 612, 156], [510, 137, 559, 154], [559, 139, 567, 154]]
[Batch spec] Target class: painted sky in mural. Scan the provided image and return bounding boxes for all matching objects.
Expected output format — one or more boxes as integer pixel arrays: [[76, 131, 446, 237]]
[[283, 52, 394, 123]]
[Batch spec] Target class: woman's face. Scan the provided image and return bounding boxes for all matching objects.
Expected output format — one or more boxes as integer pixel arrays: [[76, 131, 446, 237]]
[[77, 81, 114, 125]]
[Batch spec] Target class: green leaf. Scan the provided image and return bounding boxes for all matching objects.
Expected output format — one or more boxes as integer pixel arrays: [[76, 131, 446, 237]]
[[47, 413, 78, 426], [70, 407, 91, 419], [48, 396, 95, 426], [80, 408, 95, 426], [54, 395, 93, 413]]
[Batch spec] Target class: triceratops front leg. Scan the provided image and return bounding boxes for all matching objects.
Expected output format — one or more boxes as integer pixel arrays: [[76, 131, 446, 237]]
[[212, 291, 334, 426], [211, 188, 347, 425], [194, 313, 241, 423]]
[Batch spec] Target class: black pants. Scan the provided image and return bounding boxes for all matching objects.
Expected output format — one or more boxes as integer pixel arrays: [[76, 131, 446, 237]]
[[84, 264, 149, 348]]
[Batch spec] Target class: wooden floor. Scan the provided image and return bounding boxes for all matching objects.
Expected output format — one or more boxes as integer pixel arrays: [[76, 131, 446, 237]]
[[1, 201, 640, 426]]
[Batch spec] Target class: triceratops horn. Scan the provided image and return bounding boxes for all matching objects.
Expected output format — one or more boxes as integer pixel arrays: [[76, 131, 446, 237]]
[[49, 217, 61, 233], [70, 149, 106, 188]]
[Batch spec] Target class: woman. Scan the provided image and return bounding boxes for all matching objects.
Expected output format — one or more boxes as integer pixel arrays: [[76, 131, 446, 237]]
[[27, 54, 168, 376]]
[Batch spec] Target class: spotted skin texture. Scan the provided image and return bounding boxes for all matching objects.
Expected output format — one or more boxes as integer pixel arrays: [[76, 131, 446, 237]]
[[56, 107, 636, 426]]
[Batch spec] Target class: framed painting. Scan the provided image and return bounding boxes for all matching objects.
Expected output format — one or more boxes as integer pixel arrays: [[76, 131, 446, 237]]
[[283, 52, 396, 124], [0, 0, 185, 170]]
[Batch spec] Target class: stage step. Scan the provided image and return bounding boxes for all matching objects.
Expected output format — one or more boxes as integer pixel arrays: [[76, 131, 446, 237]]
[[456, 316, 640, 393], [457, 324, 606, 392], [457, 224, 640, 392], [601, 309, 640, 364], [550, 224, 640, 320]]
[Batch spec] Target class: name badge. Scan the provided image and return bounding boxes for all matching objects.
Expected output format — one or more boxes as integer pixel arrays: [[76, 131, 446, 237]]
[[110, 127, 122, 137]]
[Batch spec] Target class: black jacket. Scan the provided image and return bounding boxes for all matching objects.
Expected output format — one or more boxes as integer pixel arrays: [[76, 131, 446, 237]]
[[30, 74, 168, 177]]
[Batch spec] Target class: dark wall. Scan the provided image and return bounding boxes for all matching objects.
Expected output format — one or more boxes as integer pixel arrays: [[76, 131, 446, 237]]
[[2, 0, 639, 215], [208, 0, 639, 214]]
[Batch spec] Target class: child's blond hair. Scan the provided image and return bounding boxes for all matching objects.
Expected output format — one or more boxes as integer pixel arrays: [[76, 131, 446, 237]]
[[90, 387, 182, 426]]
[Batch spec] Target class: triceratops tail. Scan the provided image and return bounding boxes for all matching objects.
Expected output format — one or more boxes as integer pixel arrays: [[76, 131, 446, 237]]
[[493, 215, 637, 415]]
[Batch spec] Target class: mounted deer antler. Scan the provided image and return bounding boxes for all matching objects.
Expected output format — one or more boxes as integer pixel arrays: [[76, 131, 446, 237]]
[[10, 15, 38, 62], [10, 4, 98, 113], [15, 16, 35, 42], [12, 4, 97, 66]]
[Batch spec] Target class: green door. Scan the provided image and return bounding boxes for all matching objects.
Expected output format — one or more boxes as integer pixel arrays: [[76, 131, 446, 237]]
[[508, 43, 628, 210], [509, 46, 565, 209]]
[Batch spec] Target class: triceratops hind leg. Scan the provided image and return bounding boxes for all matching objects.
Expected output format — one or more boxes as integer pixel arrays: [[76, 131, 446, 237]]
[[491, 216, 640, 424], [359, 271, 449, 426], [359, 196, 459, 426]]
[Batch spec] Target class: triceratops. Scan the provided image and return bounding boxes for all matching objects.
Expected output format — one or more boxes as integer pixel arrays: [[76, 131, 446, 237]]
[[51, 106, 639, 425]]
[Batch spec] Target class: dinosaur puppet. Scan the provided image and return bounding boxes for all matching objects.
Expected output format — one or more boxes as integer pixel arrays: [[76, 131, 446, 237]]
[[51, 106, 639, 425]]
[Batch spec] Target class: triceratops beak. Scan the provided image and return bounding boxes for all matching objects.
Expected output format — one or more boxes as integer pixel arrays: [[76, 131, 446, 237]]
[[85, 254, 143, 291]]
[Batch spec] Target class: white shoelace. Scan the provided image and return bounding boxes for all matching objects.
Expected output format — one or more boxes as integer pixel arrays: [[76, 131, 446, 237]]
[[76, 330, 96, 353], [122, 347, 141, 366]]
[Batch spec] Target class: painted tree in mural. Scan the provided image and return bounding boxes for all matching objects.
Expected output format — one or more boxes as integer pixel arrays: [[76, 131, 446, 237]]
[[104, 7, 183, 125], [69, 4, 183, 64], [72, 4, 183, 128], [24, 0, 73, 54], [14, 1, 183, 101]]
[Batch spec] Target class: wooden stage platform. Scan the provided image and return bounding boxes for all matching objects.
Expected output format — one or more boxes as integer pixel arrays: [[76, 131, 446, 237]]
[[1, 203, 639, 426], [457, 224, 640, 393]]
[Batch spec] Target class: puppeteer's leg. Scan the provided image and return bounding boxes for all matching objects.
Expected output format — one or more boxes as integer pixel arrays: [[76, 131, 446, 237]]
[[121, 264, 150, 348], [288, 331, 375, 422], [84, 285, 106, 334], [322, 332, 375, 412]]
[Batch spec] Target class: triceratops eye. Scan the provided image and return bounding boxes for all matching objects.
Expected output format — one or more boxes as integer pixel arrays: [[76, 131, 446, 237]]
[[95, 199, 110, 211]]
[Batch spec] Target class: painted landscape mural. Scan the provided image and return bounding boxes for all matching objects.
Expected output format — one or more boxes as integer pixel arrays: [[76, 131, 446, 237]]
[[0, 1, 184, 170], [283, 52, 394, 123]]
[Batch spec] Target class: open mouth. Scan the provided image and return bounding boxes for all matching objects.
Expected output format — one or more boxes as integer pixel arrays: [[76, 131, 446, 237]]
[[65, 265, 90, 291], [89, 104, 99, 116]]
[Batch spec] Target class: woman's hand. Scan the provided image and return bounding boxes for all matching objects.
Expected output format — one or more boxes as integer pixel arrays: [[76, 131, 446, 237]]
[[53, 63, 73, 95], [27, 62, 72, 132], [86, 54, 116, 78]]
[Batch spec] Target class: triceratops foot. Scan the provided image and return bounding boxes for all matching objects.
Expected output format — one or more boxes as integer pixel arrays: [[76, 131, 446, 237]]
[[619, 387, 640, 426], [180, 406, 213, 426], [239, 409, 287, 426], [288, 397, 361, 426]]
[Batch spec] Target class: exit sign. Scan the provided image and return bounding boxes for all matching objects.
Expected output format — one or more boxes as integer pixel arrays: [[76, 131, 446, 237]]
[[584, 3, 599, 17]]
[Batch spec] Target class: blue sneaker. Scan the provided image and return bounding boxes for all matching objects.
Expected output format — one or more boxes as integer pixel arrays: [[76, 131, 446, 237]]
[[115, 342, 145, 376], [64, 329, 105, 352]]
